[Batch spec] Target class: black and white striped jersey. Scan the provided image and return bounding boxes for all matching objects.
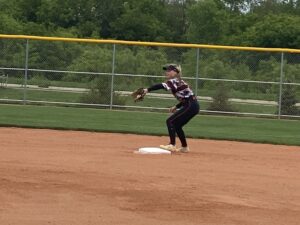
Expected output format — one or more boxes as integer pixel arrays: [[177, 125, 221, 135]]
[[162, 78, 194, 100]]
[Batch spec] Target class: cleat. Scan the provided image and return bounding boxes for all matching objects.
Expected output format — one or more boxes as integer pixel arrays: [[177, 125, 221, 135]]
[[178, 147, 190, 153], [159, 144, 178, 152]]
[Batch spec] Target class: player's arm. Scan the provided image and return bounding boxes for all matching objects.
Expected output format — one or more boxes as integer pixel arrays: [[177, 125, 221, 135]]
[[169, 102, 183, 113], [143, 83, 166, 94]]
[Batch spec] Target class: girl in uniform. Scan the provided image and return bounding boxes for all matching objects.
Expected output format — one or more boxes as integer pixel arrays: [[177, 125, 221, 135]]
[[144, 64, 199, 153]]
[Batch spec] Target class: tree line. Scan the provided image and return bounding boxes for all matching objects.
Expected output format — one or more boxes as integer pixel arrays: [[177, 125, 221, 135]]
[[1, 0, 300, 48]]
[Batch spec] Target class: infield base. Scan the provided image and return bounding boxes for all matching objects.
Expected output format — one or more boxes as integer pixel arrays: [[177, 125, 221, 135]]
[[135, 147, 171, 154]]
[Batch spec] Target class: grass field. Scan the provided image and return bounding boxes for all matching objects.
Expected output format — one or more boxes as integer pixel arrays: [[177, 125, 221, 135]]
[[0, 87, 277, 114], [0, 104, 299, 146], [6, 77, 280, 100], [0, 88, 82, 102], [141, 97, 277, 114]]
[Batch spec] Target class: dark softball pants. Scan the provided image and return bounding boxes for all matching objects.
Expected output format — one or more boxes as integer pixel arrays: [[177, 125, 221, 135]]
[[166, 99, 200, 147]]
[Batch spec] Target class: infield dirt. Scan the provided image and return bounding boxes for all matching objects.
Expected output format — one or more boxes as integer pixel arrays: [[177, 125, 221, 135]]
[[1, 127, 300, 225]]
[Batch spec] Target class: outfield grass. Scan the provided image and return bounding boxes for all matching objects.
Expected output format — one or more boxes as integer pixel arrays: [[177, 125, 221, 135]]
[[0, 87, 277, 114], [0, 104, 299, 146], [0, 88, 82, 102], [140, 97, 277, 114]]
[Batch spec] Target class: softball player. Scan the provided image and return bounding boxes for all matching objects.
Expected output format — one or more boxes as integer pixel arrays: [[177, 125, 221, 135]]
[[144, 64, 200, 153]]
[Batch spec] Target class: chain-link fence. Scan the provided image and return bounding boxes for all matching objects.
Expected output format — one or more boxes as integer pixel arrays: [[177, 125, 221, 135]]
[[0, 35, 299, 118]]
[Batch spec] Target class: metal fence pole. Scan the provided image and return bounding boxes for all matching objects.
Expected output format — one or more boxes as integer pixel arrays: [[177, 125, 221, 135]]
[[195, 48, 200, 97], [23, 39, 29, 105], [110, 44, 116, 110], [278, 52, 284, 119]]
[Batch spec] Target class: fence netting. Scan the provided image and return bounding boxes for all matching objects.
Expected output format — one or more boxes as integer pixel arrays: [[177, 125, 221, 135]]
[[0, 37, 299, 118]]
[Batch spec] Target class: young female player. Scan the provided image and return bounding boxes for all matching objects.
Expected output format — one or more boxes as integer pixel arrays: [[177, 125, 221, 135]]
[[144, 64, 200, 153]]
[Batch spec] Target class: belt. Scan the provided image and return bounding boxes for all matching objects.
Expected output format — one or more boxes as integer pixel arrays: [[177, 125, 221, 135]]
[[180, 95, 197, 103]]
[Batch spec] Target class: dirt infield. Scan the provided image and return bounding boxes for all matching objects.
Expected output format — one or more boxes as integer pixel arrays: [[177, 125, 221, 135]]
[[1, 128, 300, 225]]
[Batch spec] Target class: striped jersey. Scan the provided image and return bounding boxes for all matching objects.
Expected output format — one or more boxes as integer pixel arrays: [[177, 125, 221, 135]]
[[162, 78, 194, 100]]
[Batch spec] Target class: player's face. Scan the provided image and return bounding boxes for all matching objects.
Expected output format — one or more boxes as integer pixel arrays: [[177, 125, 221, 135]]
[[165, 69, 177, 79]]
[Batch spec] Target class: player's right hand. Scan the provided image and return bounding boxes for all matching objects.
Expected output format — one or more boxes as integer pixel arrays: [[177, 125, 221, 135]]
[[169, 106, 176, 113]]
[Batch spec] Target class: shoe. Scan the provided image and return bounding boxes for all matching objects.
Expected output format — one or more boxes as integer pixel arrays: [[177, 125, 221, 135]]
[[159, 144, 178, 152], [178, 147, 190, 153]]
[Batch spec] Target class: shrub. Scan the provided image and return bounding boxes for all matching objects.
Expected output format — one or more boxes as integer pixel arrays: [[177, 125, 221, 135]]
[[279, 86, 299, 115], [208, 82, 235, 112], [30, 75, 51, 88], [80, 77, 126, 106]]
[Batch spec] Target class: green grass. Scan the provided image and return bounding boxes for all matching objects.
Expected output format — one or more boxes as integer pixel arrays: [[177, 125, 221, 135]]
[[0, 87, 24, 100], [6, 77, 282, 100], [197, 89, 277, 101], [1, 87, 277, 114], [7, 77, 89, 88], [0, 88, 82, 102], [0, 104, 299, 146], [132, 97, 277, 114]]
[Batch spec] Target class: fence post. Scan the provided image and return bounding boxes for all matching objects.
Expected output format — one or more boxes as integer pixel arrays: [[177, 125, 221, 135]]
[[23, 39, 29, 105], [278, 52, 284, 119], [195, 48, 200, 97], [110, 44, 116, 110]]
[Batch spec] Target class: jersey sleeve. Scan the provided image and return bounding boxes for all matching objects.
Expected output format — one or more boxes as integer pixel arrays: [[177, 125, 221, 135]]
[[147, 83, 165, 92]]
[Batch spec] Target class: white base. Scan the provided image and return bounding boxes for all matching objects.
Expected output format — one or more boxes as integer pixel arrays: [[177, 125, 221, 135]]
[[135, 147, 171, 155]]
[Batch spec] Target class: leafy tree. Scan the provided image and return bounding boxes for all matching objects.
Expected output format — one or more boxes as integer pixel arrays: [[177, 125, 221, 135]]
[[36, 0, 100, 37], [92, 0, 124, 38], [114, 47, 168, 88], [187, 0, 229, 44], [0, 7, 24, 34], [16, 0, 42, 22], [252, 0, 299, 15], [111, 0, 168, 41], [29, 41, 83, 80], [0, 38, 25, 68], [66, 46, 112, 81], [254, 57, 281, 94], [241, 14, 300, 48], [162, 0, 196, 43], [285, 62, 300, 83]]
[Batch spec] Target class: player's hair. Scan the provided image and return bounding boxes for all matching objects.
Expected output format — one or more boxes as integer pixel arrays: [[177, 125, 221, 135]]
[[175, 65, 182, 81]]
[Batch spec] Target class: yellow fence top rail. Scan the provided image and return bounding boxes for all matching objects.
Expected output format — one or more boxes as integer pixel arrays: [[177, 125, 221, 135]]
[[1, 34, 300, 53]]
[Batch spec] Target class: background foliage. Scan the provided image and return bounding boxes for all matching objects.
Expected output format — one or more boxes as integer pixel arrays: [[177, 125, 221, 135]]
[[1, 0, 300, 48]]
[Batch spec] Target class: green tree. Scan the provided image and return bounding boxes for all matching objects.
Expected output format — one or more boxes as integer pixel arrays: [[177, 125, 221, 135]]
[[252, 0, 299, 15], [241, 14, 300, 48], [162, 0, 196, 43], [187, 0, 229, 44], [111, 0, 168, 41], [16, 0, 42, 22], [66, 46, 112, 81], [29, 41, 83, 80], [285, 62, 300, 83], [92, 0, 124, 38], [254, 57, 281, 94], [0, 13, 23, 34]]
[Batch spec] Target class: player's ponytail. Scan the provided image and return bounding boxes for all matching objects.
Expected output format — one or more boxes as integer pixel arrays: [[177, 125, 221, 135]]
[[176, 65, 182, 81]]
